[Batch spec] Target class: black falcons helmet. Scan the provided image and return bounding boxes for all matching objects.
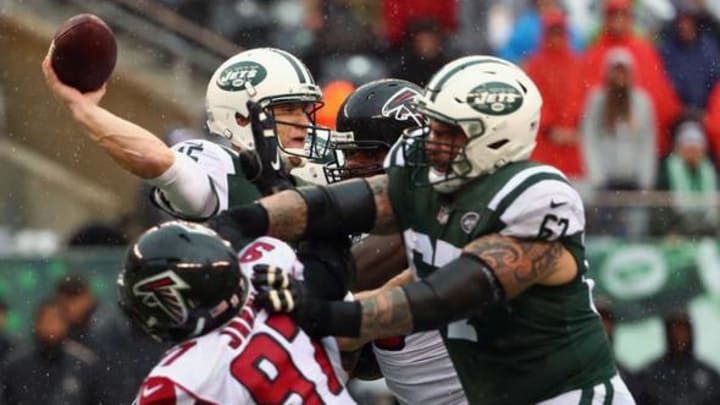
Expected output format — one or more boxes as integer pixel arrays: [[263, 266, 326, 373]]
[[117, 221, 247, 342], [324, 78, 427, 183]]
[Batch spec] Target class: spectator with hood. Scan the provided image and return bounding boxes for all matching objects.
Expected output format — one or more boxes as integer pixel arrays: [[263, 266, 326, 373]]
[[54, 275, 97, 349], [499, 0, 583, 63], [581, 0, 681, 157], [582, 48, 657, 192], [581, 48, 657, 236], [655, 120, 719, 235], [0, 300, 99, 404], [391, 18, 450, 86], [633, 310, 720, 404], [381, 0, 456, 49], [660, 4, 720, 115], [525, 8, 584, 178]]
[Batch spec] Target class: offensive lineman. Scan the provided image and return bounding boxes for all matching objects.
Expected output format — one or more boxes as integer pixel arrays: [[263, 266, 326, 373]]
[[120, 221, 354, 404], [325, 78, 466, 404], [211, 56, 636, 404]]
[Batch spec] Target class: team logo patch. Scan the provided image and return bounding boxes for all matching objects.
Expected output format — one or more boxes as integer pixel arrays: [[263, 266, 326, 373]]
[[460, 212, 480, 234], [133, 270, 190, 323], [381, 87, 425, 126], [216, 61, 268, 91], [467, 82, 523, 116]]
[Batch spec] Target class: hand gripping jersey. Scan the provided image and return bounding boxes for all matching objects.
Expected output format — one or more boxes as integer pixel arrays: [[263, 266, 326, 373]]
[[383, 143, 619, 404], [134, 237, 355, 405], [151, 139, 263, 221]]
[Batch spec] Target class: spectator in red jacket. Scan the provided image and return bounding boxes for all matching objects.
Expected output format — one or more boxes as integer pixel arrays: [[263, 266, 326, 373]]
[[525, 9, 584, 178], [703, 83, 720, 162], [580, 0, 681, 157], [382, 0, 456, 48]]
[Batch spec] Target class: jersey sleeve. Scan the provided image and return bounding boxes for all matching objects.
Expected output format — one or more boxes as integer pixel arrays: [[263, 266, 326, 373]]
[[134, 376, 196, 405], [150, 139, 239, 221], [492, 168, 585, 241], [238, 237, 304, 280]]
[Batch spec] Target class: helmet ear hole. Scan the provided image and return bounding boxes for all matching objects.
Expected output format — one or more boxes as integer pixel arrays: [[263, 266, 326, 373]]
[[488, 139, 509, 150], [235, 112, 250, 126]]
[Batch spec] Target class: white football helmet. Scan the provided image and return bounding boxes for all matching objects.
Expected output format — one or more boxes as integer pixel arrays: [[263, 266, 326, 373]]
[[205, 48, 323, 154], [405, 55, 543, 193]]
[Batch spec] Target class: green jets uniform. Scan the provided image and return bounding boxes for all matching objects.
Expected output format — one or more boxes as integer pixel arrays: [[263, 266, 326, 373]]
[[385, 143, 617, 404], [152, 139, 262, 221]]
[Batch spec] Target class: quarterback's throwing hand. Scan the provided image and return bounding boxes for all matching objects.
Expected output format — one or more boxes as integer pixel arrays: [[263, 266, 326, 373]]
[[41, 51, 106, 109]]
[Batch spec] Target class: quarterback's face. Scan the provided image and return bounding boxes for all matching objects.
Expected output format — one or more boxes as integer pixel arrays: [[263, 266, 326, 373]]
[[271, 103, 311, 150], [426, 120, 467, 173]]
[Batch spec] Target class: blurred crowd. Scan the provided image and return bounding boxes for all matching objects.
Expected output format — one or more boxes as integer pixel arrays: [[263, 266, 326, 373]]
[[154, 0, 720, 238], [0, 274, 170, 404]]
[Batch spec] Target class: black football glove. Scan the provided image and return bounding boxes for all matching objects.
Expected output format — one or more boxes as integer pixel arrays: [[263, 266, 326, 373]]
[[239, 100, 294, 195], [252, 264, 346, 338]]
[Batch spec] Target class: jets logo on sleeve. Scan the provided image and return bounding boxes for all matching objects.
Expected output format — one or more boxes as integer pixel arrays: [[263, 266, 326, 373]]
[[133, 271, 191, 323]]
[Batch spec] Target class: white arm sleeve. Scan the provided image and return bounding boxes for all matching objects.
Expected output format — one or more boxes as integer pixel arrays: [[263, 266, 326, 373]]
[[146, 151, 217, 219]]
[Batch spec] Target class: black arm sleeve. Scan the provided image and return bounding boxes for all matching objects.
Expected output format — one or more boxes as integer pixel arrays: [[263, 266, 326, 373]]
[[295, 178, 376, 239], [297, 236, 355, 301], [205, 203, 270, 251], [401, 253, 506, 333]]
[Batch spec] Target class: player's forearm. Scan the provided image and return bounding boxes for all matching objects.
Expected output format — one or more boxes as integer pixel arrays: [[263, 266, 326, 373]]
[[351, 234, 407, 291], [260, 177, 391, 240], [259, 189, 308, 240], [70, 102, 174, 179], [214, 177, 394, 248], [356, 287, 414, 341]]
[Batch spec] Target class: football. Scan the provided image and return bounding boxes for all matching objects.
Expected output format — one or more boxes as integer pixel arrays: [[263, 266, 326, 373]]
[[51, 13, 117, 93]]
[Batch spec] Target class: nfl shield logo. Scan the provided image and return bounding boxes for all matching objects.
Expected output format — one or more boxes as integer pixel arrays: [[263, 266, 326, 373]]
[[461, 212, 480, 234]]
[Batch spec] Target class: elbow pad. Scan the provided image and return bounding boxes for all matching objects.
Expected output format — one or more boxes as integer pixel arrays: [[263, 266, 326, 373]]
[[295, 178, 376, 239], [402, 253, 505, 333]]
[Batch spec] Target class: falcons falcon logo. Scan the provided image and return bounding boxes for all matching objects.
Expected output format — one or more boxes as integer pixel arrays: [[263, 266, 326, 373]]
[[133, 271, 190, 323], [381, 87, 425, 126]]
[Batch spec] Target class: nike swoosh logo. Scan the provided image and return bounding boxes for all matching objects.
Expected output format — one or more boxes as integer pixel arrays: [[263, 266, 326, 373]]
[[550, 200, 567, 209], [143, 384, 163, 397], [270, 151, 281, 171]]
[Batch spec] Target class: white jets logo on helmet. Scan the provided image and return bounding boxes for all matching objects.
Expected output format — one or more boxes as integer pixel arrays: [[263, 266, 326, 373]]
[[381, 87, 425, 126], [133, 271, 191, 324], [217, 61, 268, 91], [467, 82, 524, 115]]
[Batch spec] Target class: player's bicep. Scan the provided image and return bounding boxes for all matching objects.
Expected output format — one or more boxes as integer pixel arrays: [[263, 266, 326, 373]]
[[463, 235, 573, 299]]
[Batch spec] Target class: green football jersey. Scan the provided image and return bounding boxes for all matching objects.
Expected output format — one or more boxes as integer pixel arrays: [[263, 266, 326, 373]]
[[152, 139, 263, 221], [385, 144, 616, 404]]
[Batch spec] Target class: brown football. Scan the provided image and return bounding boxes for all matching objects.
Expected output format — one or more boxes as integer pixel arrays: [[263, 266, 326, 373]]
[[51, 14, 117, 93]]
